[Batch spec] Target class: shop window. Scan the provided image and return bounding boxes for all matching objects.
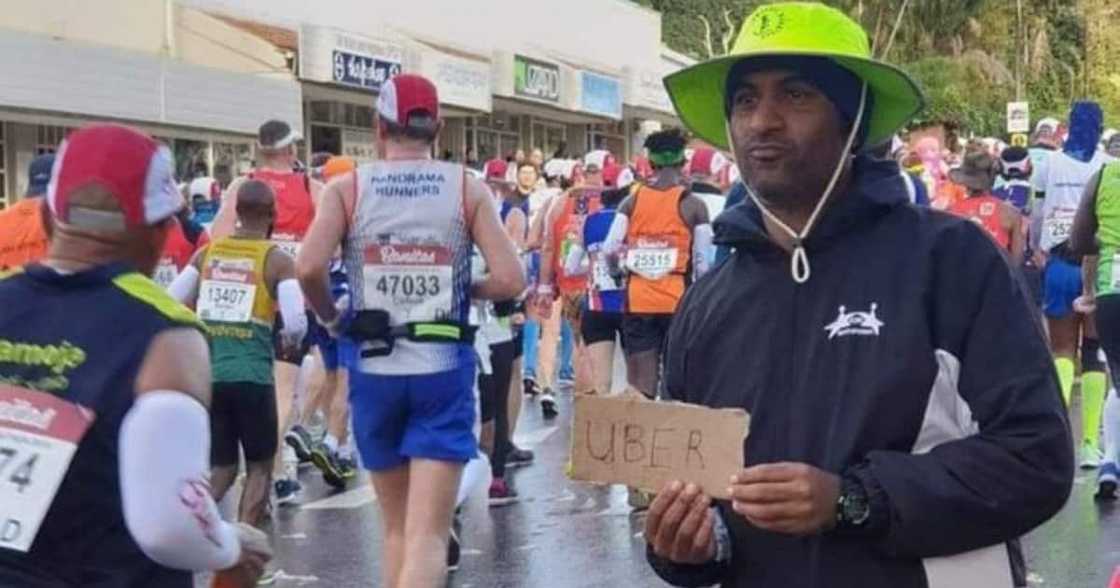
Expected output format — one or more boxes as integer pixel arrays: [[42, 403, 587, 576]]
[[36, 125, 72, 154], [173, 139, 209, 182], [532, 122, 567, 159], [213, 142, 252, 188]]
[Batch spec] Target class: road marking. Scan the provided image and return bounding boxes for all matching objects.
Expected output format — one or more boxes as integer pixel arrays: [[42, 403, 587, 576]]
[[513, 425, 558, 448], [301, 485, 377, 510]]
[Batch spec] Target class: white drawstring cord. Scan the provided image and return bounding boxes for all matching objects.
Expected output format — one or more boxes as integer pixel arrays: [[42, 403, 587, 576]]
[[727, 83, 868, 284]]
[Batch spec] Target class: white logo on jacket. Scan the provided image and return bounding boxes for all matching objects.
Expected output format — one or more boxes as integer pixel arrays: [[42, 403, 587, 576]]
[[824, 304, 884, 339]]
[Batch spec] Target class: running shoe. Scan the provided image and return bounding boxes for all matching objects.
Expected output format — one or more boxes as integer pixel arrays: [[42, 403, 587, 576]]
[[338, 454, 358, 480], [556, 374, 575, 388], [447, 513, 462, 572], [256, 569, 278, 586], [284, 425, 315, 463], [507, 446, 535, 468], [274, 478, 302, 505], [488, 478, 519, 507], [541, 390, 558, 420], [523, 377, 541, 398], [1098, 462, 1119, 500], [1081, 440, 1104, 469], [310, 443, 346, 489]]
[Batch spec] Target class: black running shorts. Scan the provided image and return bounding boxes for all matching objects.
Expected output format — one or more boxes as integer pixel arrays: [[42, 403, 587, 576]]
[[210, 381, 279, 466], [581, 310, 625, 347], [622, 313, 674, 355]]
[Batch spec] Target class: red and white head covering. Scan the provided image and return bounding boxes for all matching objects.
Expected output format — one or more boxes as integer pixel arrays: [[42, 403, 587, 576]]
[[582, 150, 615, 173], [48, 124, 180, 230], [687, 147, 728, 178], [377, 74, 440, 130]]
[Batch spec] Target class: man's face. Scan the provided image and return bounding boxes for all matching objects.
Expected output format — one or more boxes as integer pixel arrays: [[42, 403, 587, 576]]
[[1108, 137, 1120, 158], [728, 69, 848, 204], [517, 166, 539, 191], [530, 149, 545, 168]]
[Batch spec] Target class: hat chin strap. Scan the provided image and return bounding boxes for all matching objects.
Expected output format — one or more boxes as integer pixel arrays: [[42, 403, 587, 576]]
[[727, 83, 868, 284]]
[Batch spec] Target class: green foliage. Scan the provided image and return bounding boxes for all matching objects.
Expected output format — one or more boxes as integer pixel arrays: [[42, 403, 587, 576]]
[[637, 0, 1119, 135]]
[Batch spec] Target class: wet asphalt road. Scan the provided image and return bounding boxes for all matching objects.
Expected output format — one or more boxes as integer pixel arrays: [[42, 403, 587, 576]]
[[233, 375, 1118, 588]]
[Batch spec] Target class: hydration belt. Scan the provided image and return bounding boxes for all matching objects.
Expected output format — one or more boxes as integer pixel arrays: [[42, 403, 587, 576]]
[[346, 310, 476, 358]]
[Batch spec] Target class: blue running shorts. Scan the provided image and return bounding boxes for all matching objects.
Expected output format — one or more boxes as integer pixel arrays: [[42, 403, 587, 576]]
[[1043, 256, 1083, 320], [349, 346, 477, 471]]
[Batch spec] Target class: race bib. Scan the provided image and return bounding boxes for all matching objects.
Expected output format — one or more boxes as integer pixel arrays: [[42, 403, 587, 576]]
[[590, 251, 622, 292], [1045, 209, 1076, 243], [363, 244, 453, 325], [626, 244, 679, 280], [153, 259, 178, 289], [273, 235, 301, 258], [0, 384, 95, 553], [197, 259, 257, 324]]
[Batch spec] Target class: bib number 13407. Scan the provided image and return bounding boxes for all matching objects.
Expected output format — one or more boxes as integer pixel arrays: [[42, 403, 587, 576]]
[[0, 384, 95, 552]]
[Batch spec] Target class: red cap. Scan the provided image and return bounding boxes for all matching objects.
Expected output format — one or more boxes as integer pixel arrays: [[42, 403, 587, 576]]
[[48, 124, 180, 230], [688, 148, 727, 177], [377, 74, 440, 129], [632, 156, 653, 179], [484, 159, 508, 180]]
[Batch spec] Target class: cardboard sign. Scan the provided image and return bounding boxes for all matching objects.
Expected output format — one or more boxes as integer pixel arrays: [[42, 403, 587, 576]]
[[569, 393, 749, 499]]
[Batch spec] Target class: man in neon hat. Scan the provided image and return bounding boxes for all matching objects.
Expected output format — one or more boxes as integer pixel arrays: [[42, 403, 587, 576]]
[[644, 4, 1071, 587]]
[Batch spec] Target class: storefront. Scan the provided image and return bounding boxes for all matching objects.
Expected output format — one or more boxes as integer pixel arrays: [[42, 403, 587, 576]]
[[298, 24, 408, 163], [0, 25, 301, 204], [415, 40, 492, 162], [578, 70, 626, 159]]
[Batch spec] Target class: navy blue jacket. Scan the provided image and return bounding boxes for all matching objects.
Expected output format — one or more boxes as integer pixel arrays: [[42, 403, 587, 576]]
[[650, 156, 1072, 588]]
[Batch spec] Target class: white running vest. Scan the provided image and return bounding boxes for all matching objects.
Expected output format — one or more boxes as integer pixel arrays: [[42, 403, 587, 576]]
[[1035, 150, 1115, 252], [344, 160, 472, 375]]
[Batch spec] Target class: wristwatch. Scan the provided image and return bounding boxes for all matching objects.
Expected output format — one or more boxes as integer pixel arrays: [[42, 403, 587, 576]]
[[835, 475, 871, 530]]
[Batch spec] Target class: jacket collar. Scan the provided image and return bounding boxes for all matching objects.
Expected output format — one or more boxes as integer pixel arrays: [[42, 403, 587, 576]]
[[713, 155, 910, 253]]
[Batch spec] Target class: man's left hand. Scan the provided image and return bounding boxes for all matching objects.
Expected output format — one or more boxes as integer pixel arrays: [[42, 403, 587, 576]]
[[728, 462, 840, 536]]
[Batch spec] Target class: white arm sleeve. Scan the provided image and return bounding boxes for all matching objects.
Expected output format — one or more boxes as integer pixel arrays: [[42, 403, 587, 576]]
[[119, 391, 240, 571], [166, 265, 199, 304], [692, 223, 715, 278], [563, 243, 587, 276], [602, 213, 629, 257], [277, 279, 307, 339]]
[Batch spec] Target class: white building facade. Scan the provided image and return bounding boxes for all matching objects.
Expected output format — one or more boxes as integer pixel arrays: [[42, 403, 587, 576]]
[[0, 0, 690, 205]]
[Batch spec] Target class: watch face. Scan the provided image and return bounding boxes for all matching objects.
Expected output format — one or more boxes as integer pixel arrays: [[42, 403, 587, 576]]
[[843, 493, 871, 526]]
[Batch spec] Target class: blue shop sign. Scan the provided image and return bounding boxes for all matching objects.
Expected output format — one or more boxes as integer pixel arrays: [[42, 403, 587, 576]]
[[581, 71, 622, 119]]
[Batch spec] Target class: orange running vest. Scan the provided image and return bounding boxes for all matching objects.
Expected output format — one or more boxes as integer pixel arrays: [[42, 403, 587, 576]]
[[550, 188, 603, 296], [0, 198, 48, 270], [625, 185, 691, 314], [949, 195, 1010, 250], [249, 169, 315, 245]]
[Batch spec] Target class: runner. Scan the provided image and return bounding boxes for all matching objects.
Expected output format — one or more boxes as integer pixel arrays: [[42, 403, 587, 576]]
[[561, 163, 634, 394], [607, 129, 713, 398], [1072, 157, 1120, 499], [493, 163, 536, 467], [995, 146, 1033, 212], [0, 154, 54, 270], [535, 151, 611, 411], [1107, 130, 1120, 159], [168, 179, 306, 534], [189, 176, 222, 229], [0, 124, 270, 586], [154, 201, 210, 289], [687, 147, 729, 220], [305, 155, 360, 488], [1033, 101, 1114, 467], [213, 119, 324, 504], [947, 151, 1026, 266], [296, 73, 524, 587]]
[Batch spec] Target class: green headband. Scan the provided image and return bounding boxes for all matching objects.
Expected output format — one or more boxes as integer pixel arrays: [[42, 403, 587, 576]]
[[648, 149, 686, 168]]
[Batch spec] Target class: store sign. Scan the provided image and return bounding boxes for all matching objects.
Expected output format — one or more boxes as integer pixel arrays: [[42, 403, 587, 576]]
[[580, 71, 623, 119], [421, 51, 491, 112], [1007, 101, 1030, 134], [624, 67, 675, 114], [514, 55, 560, 103], [300, 25, 405, 93], [332, 50, 401, 92]]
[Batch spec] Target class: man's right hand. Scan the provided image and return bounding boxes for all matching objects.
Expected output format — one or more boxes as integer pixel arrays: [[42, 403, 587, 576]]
[[645, 481, 717, 565], [225, 523, 272, 583]]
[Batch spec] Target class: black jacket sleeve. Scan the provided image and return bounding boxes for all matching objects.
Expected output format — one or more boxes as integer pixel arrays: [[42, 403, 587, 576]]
[[863, 220, 1073, 558]]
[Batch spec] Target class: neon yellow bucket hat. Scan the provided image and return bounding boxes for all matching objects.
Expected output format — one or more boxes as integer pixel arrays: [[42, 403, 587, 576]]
[[663, 2, 925, 151]]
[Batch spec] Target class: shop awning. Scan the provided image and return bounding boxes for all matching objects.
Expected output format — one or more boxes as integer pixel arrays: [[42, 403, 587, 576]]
[[0, 28, 302, 135]]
